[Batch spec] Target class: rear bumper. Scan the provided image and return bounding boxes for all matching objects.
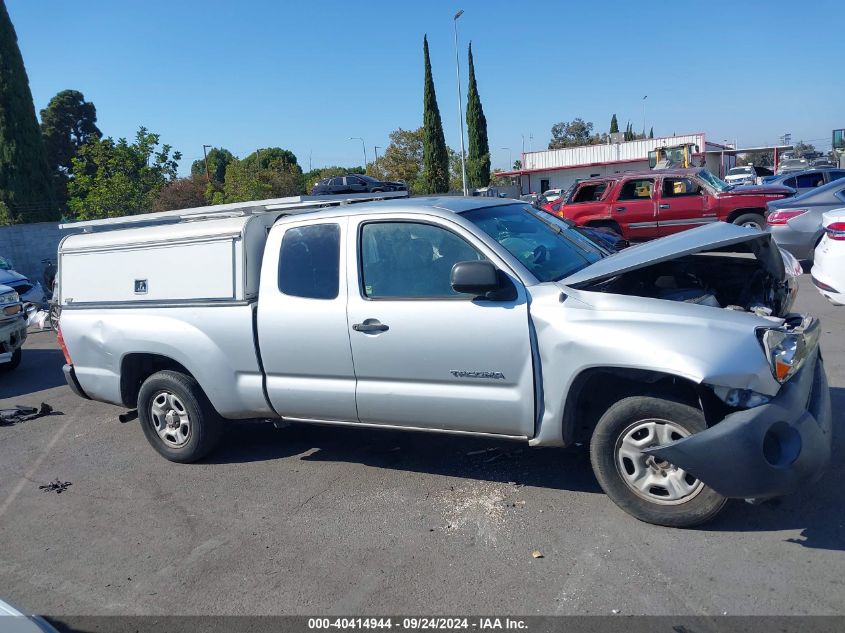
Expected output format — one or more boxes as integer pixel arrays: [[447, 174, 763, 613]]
[[646, 349, 832, 500], [767, 225, 819, 259], [63, 364, 91, 400]]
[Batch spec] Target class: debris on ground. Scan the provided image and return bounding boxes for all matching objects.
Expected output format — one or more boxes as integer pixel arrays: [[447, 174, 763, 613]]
[[531, 549, 543, 559], [39, 479, 72, 494], [466, 447, 498, 456], [0, 403, 55, 427]]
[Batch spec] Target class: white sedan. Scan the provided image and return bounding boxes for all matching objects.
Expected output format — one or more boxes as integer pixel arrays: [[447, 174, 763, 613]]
[[811, 208, 845, 305]]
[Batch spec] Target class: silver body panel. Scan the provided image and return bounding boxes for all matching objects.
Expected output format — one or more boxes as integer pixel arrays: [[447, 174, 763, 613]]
[[60, 197, 784, 446]]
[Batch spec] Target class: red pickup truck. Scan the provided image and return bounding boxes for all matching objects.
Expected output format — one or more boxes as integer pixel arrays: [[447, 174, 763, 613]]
[[548, 168, 794, 241]]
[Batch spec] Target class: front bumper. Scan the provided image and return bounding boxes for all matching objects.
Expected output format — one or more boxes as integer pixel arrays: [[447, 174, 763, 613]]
[[646, 348, 832, 500], [0, 315, 27, 362]]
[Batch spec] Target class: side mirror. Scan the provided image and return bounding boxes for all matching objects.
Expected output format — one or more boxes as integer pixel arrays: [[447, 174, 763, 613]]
[[450, 261, 515, 300]]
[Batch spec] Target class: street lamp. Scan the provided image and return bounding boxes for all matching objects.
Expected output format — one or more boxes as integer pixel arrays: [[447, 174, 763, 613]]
[[349, 137, 367, 170], [202, 144, 212, 183], [501, 147, 511, 170], [453, 9, 468, 195], [642, 95, 648, 137]]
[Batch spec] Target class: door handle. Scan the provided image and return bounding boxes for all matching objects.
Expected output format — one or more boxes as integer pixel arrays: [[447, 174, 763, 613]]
[[659, 203, 670, 209], [615, 206, 626, 212], [353, 320, 389, 333]]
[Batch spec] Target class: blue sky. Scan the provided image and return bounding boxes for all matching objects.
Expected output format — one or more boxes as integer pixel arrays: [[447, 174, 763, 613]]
[[8, 0, 845, 175]]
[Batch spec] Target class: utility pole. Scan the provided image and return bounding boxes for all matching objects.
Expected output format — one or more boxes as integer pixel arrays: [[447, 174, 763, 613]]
[[501, 147, 511, 170], [349, 137, 367, 170], [642, 95, 648, 137], [374, 146, 381, 178], [453, 9, 468, 195], [202, 145, 212, 183]]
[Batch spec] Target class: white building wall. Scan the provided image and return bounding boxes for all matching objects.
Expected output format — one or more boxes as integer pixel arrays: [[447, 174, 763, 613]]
[[520, 161, 651, 195]]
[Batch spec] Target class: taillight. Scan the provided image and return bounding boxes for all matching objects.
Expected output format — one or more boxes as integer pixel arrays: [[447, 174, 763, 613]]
[[56, 326, 72, 365], [824, 222, 845, 241], [767, 209, 808, 225]]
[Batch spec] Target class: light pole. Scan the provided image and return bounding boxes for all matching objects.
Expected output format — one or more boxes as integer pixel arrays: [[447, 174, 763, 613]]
[[501, 147, 511, 170], [642, 95, 648, 137], [453, 9, 468, 195], [374, 146, 381, 178], [202, 144, 212, 183], [349, 137, 367, 170]]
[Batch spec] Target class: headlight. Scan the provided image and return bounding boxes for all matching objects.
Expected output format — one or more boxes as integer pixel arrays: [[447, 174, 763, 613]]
[[0, 291, 19, 305], [757, 318, 820, 383], [711, 386, 771, 408]]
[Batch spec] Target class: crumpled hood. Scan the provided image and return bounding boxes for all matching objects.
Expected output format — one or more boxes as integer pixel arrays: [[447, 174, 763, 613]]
[[560, 222, 783, 287], [0, 269, 28, 285], [727, 184, 794, 195]]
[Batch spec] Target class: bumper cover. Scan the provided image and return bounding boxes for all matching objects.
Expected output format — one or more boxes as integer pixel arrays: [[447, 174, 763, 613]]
[[63, 364, 91, 400], [645, 349, 832, 500]]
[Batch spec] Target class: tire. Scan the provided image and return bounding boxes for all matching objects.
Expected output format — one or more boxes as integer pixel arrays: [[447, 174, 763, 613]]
[[589, 396, 727, 528], [137, 370, 223, 463], [0, 348, 22, 372], [49, 304, 61, 330], [732, 213, 765, 231]]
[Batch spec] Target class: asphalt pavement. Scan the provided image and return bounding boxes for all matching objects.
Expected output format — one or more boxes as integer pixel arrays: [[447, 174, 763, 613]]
[[0, 275, 843, 618]]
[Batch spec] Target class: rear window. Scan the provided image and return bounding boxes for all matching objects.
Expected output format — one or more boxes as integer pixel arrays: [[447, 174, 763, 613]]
[[278, 224, 340, 300], [571, 183, 607, 203]]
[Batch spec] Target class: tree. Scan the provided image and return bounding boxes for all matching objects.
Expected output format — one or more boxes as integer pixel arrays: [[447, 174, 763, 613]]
[[422, 35, 449, 194], [190, 147, 234, 184], [154, 176, 208, 212], [380, 127, 425, 193], [220, 148, 304, 203], [465, 43, 490, 188], [513, 159, 522, 170], [0, 2, 56, 223], [549, 118, 597, 149], [793, 140, 816, 158], [609, 114, 619, 134], [67, 127, 181, 220], [649, 127, 654, 139]]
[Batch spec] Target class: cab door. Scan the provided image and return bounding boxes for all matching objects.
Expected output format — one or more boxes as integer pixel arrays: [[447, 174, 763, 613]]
[[614, 177, 658, 239], [345, 214, 535, 437], [257, 217, 358, 421], [656, 175, 714, 236]]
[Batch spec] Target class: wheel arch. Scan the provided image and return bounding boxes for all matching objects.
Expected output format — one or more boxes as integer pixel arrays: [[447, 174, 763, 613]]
[[120, 352, 194, 409], [726, 207, 765, 224], [561, 366, 727, 446]]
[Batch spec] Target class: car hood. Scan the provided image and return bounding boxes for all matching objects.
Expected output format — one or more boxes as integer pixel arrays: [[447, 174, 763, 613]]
[[727, 184, 794, 195], [560, 222, 781, 286], [0, 269, 28, 285]]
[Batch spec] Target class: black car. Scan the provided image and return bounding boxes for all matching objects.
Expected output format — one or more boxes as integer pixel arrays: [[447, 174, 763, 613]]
[[311, 174, 407, 195]]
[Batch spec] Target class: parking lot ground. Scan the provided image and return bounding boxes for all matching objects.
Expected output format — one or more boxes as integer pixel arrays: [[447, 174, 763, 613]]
[[1, 276, 844, 618]]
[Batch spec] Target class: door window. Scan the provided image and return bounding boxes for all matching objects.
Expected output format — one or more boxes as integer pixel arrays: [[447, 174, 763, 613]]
[[795, 172, 825, 189], [360, 222, 482, 299], [329, 177, 344, 186], [278, 224, 340, 299], [571, 182, 608, 203], [829, 170, 845, 183], [618, 179, 654, 200], [346, 176, 364, 186], [662, 178, 701, 197]]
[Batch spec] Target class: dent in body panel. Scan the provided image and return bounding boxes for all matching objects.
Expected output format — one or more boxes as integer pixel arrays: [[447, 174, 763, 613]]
[[61, 305, 274, 419], [526, 283, 781, 447]]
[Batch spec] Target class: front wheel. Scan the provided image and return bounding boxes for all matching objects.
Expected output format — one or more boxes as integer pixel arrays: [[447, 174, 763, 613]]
[[590, 396, 726, 527], [137, 370, 223, 463], [732, 213, 765, 231]]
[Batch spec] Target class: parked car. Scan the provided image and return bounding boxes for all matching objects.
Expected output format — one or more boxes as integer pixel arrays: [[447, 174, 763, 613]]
[[776, 158, 810, 175], [724, 165, 772, 186], [58, 195, 830, 528], [810, 209, 845, 305], [760, 168, 845, 195], [0, 255, 45, 304], [312, 174, 407, 195], [0, 283, 27, 371], [553, 168, 794, 240], [0, 596, 59, 632], [541, 188, 564, 203], [766, 177, 845, 259], [812, 158, 838, 169]]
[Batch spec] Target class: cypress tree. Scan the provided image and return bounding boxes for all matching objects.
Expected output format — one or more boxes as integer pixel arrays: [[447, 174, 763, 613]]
[[0, 2, 56, 222], [466, 42, 489, 188], [422, 35, 449, 194], [609, 114, 619, 134], [649, 127, 654, 139]]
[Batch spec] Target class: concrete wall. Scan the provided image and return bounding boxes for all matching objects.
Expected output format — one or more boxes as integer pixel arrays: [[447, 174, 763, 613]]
[[0, 222, 72, 288]]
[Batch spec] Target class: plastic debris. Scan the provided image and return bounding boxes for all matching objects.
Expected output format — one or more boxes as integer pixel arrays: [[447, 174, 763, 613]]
[[531, 550, 543, 559], [39, 479, 71, 494], [0, 403, 54, 427]]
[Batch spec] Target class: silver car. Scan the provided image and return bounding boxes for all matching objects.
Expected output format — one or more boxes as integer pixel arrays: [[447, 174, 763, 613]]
[[766, 177, 845, 259]]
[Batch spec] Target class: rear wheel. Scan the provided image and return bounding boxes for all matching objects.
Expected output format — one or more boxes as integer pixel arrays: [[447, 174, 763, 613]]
[[590, 396, 726, 527], [732, 212, 765, 230], [137, 370, 223, 463], [0, 348, 22, 372]]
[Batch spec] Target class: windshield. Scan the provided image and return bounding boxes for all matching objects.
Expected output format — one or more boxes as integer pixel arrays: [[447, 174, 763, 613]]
[[462, 203, 605, 282], [727, 167, 752, 175], [697, 169, 732, 192]]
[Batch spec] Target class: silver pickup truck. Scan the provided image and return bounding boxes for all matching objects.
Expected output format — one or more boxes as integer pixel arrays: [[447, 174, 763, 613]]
[[57, 195, 832, 527]]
